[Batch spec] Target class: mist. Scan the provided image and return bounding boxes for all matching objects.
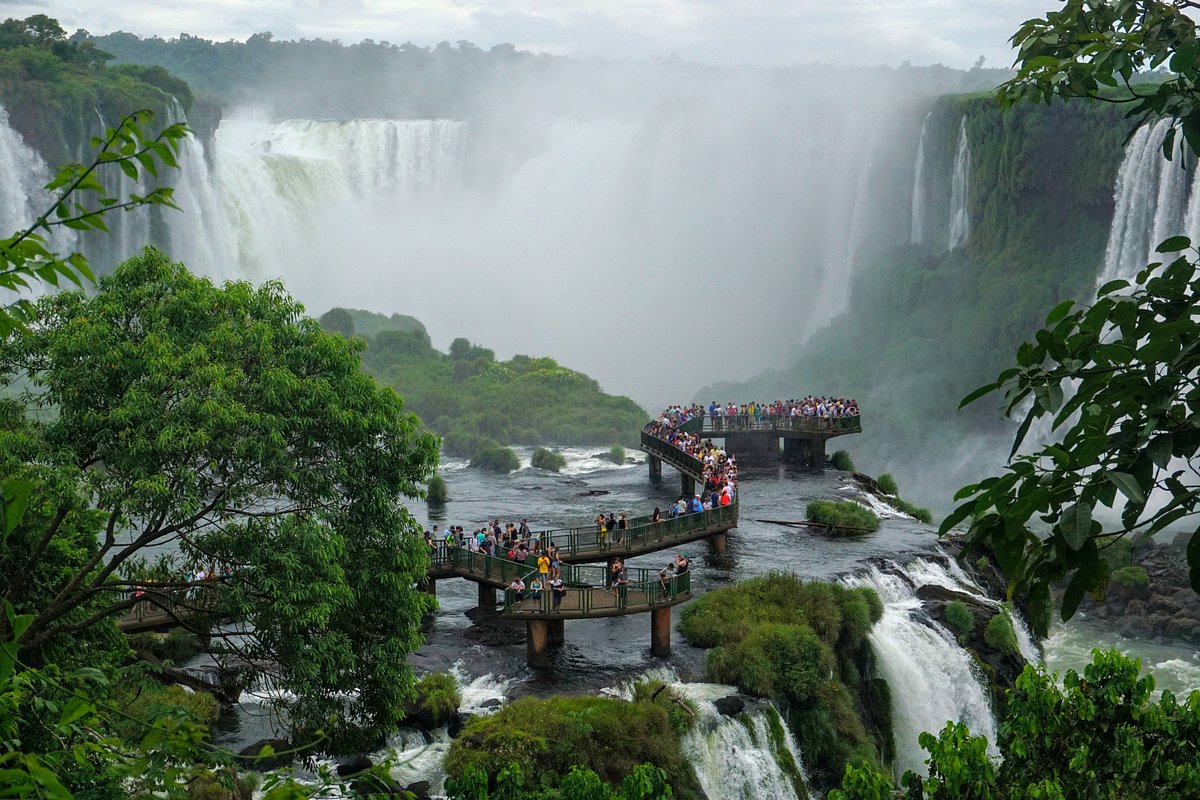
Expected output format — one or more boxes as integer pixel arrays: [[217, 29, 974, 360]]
[[150, 56, 1006, 409]]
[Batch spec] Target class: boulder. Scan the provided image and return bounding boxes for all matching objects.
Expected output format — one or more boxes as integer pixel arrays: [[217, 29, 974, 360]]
[[407, 781, 433, 800], [237, 738, 293, 772], [480, 698, 502, 709], [351, 775, 404, 796], [336, 754, 373, 777], [714, 695, 745, 716], [448, 712, 469, 738]]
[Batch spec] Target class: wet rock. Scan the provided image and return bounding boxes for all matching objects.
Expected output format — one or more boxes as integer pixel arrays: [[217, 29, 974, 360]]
[[407, 781, 433, 800], [577, 489, 610, 497], [336, 754, 373, 777], [238, 738, 292, 772], [351, 775, 404, 796], [448, 712, 469, 738], [714, 695, 745, 716], [481, 698, 502, 709]]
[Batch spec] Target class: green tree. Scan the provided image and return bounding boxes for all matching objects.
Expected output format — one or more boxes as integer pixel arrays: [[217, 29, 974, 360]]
[[1, 248, 440, 742], [944, 0, 1200, 634]]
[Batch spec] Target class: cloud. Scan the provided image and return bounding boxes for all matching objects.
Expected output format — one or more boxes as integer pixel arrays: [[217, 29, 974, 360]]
[[0, 0, 1055, 67]]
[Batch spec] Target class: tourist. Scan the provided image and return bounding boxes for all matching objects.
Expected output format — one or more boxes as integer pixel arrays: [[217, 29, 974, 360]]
[[658, 560, 676, 599], [538, 551, 551, 582], [617, 512, 628, 545], [550, 574, 566, 610], [530, 575, 544, 601], [509, 576, 526, 600]]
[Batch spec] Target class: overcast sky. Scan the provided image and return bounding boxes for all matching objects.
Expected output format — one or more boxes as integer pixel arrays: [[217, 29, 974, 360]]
[[5, 1, 1057, 69]]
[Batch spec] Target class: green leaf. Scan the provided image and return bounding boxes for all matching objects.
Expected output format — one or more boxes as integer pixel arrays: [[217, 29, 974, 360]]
[[1147, 434, 1174, 469], [1058, 503, 1092, 551], [1107, 471, 1146, 505], [959, 382, 1000, 409], [1188, 532, 1200, 594], [1045, 299, 1075, 325]]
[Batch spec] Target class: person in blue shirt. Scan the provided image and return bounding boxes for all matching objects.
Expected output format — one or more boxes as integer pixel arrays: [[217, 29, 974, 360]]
[[690, 495, 703, 513]]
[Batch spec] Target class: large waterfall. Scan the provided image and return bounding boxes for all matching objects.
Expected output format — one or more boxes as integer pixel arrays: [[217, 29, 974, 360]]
[[910, 112, 930, 244], [947, 116, 971, 250], [1102, 117, 1197, 284]]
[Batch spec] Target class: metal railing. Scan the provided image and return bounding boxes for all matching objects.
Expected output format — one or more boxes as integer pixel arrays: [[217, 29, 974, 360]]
[[640, 430, 705, 477], [501, 566, 691, 615], [699, 414, 862, 435]]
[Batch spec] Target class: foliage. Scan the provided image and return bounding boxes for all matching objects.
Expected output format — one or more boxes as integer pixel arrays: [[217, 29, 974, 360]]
[[893, 497, 933, 524], [941, 0, 1200, 636], [609, 444, 627, 465], [629, 678, 697, 737], [1111, 564, 1149, 589], [470, 443, 520, 473], [806, 500, 880, 534], [0, 248, 440, 743], [982, 611, 1020, 659], [109, 678, 220, 741], [408, 671, 461, 727], [444, 695, 701, 799], [832, 649, 1200, 799], [830, 450, 855, 471], [877, 473, 899, 495], [530, 447, 567, 473], [427, 474, 449, 503], [943, 601, 975, 642], [678, 574, 884, 786], [317, 307, 355, 337], [446, 761, 674, 800], [127, 629, 203, 664]]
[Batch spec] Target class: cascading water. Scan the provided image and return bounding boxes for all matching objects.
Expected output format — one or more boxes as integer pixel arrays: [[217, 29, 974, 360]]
[[910, 112, 930, 244], [946, 116, 971, 250], [1102, 117, 1196, 284], [845, 557, 1002, 779]]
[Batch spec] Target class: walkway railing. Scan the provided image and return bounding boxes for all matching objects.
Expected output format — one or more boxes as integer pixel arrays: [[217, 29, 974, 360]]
[[501, 566, 691, 616], [699, 414, 862, 435], [640, 429, 705, 477]]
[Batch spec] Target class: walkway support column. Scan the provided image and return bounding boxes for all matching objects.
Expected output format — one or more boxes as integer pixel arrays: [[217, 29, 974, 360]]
[[527, 620, 550, 669], [650, 606, 672, 657], [813, 436, 828, 469], [477, 582, 496, 609], [548, 619, 565, 646], [709, 531, 727, 556], [681, 474, 695, 498], [648, 455, 662, 481]]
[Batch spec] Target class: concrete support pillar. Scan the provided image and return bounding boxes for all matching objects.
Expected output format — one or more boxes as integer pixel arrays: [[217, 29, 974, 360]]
[[783, 437, 812, 465], [650, 606, 672, 657], [648, 455, 662, 481], [477, 582, 496, 609], [709, 531, 727, 556], [527, 620, 549, 669], [547, 619, 565, 647], [681, 474, 695, 498], [812, 436, 828, 469]]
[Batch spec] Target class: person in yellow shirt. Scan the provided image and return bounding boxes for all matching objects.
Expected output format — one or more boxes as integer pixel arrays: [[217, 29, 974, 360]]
[[538, 553, 550, 580]]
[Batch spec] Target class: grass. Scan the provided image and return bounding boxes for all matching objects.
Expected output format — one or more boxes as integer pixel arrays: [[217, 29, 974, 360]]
[[876, 473, 899, 495], [830, 449, 855, 471], [1110, 565, 1149, 590], [609, 444, 626, 465], [111, 679, 220, 742], [470, 442, 520, 473], [806, 500, 880, 534], [445, 695, 703, 799], [427, 474, 449, 503], [944, 600, 975, 642], [531, 446, 567, 472], [410, 672, 461, 727], [984, 610, 1020, 658]]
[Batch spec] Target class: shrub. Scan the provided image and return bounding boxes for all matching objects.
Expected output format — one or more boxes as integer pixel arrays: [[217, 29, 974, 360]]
[[1110, 565, 1149, 590], [893, 497, 933, 523], [427, 474, 449, 503], [830, 450, 855, 470], [609, 444, 626, 465], [444, 695, 702, 798], [531, 446, 567, 472], [411, 672, 461, 727], [631, 679, 697, 736], [944, 601, 975, 642], [877, 473, 899, 495], [111, 680, 220, 741], [126, 629, 202, 664], [806, 500, 880, 534], [984, 611, 1020, 658], [470, 443, 520, 473]]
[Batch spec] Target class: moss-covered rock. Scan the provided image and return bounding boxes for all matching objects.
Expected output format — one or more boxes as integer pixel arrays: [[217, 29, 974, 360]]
[[806, 500, 880, 535]]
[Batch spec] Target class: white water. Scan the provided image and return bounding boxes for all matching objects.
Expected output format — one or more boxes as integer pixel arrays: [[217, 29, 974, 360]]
[[846, 559, 1000, 778], [947, 116, 971, 250], [1101, 117, 1197, 284], [910, 112, 930, 244]]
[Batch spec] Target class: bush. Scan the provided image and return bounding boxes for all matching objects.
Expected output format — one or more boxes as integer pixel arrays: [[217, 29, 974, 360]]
[[126, 629, 202, 664], [1110, 565, 1149, 590], [111, 680, 220, 742], [944, 601, 975, 642], [410, 672, 461, 727], [609, 444, 626, 465], [427, 474, 449, 503], [631, 678, 697, 736], [984, 611, 1020, 658], [470, 443, 520, 473], [893, 497, 933, 523], [877, 473, 899, 495], [806, 500, 880, 534], [531, 447, 567, 472], [444, 695, 703, 798], [830, 450, 855, 470]]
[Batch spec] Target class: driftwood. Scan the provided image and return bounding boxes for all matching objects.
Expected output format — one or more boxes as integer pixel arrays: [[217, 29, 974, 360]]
[[133, 648, 243, 706], [755, 518, 876, 533]]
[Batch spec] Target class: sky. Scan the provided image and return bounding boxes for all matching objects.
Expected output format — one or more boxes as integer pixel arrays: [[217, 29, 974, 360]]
[[5, 0, 1057, 69]]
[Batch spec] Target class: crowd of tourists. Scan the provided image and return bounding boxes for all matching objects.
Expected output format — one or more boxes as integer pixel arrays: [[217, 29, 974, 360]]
[[653, 397, 860, 429]]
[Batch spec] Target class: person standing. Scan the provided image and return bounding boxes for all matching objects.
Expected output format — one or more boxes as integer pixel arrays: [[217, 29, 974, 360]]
[[550, 574, 566, 611]]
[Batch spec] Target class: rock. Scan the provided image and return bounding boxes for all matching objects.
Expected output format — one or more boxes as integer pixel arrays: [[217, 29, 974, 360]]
[[351, 775, 404, 796], [714, 695, 745, 716], [448, 712, 469, 738], [238, 738, 293, 772], [576, 489, 610, 497], [480, 698, 502, 709], [1125, 598, 1148, 618], [336, 754, 373, 777], [407, 780, 433, 800]]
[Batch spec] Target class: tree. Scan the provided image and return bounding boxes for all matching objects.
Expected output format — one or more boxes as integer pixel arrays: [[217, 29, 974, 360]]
[[944, 0, 1200, 636], [1, 247, 440, 743]]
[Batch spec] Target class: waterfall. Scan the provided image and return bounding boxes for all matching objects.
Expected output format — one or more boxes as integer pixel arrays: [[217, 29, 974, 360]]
[[675, 683, 810, 800], [910, 112, 929, 244], [845, 557, 1003, 779], [947, 116, 971, 249], [1102, 117, 1195, 284]]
